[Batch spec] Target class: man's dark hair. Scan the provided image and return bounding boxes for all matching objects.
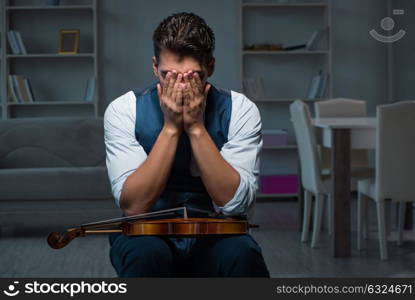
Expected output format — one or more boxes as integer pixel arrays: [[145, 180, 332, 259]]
[[153, 12, 215, 68]]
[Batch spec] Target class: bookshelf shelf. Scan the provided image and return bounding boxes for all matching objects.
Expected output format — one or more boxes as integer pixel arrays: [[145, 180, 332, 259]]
[[7, 54, 95, 59], [6, 5, 93, 11], [243, 50, 329, 55]]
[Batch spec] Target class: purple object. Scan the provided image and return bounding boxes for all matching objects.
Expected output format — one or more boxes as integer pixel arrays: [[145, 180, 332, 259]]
[[259, 175, 298, 194], [262, 129, 288, 147]]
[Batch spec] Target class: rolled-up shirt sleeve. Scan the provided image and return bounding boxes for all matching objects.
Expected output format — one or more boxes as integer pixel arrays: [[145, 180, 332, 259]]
[[214, 91, 263, 216], [104, 91, 147, 207]]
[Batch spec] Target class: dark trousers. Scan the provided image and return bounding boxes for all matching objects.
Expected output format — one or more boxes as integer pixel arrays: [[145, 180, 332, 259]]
[[109, 233, 270, 277]]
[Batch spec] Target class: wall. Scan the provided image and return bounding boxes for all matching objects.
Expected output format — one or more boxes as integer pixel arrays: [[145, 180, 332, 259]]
[[98, 0, 241, 114], [98, 0, 403, 117], [331, 0, 389, 116], [391, 0, 415, 102]]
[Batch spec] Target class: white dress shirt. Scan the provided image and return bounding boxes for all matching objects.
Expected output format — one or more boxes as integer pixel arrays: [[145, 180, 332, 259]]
[[104, 88, 263, 217]]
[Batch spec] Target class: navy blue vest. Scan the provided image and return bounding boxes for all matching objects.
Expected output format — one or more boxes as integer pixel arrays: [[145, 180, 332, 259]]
[[134, 82, 232, 212]]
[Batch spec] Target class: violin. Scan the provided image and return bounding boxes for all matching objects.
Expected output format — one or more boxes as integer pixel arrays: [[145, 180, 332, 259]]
[[47, 207, 255, 249]]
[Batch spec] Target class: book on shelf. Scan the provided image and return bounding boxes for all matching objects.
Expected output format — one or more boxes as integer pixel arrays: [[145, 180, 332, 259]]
[[306, 27, 329, 51], [8, 75, 35, 103], [318, 72, 329, 98], [8, 76, 19, 103], [243, 77, 265, 100], [84, 77, 96, 102], [7, 31, 19, 54], [24, 79, 36, 103], [283, 44, 306, 51], [17, 76, 32, 103], [7, 31, 27, 55], [11, 76, 24, 102], [307, 70, 329, 99], [14, 32, 28, 55]]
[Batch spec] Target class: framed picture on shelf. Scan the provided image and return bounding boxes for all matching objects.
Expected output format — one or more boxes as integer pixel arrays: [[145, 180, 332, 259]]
[[59, 29, 80, 54]]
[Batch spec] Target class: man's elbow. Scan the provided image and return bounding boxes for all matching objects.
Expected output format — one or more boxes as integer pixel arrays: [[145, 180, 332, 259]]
[[120, 198, 149, 216], [220, 180, 257, 216], [119, 187, 161, 216]]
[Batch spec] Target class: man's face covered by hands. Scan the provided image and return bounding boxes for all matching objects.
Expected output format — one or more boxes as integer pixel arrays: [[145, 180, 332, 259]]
[[152, 49, 215, 133], [152, 49, 211, 90]]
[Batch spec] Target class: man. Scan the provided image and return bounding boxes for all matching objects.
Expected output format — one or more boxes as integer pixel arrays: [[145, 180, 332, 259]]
[[104, 12, 269, 277]]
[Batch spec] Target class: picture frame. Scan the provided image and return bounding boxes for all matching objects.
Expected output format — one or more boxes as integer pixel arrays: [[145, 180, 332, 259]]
[[59, 29, 80, 54]]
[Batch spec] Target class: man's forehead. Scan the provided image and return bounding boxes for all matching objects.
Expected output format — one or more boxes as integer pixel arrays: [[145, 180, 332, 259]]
[[159, 69, 204, 75], [157, 50, 204, 73]]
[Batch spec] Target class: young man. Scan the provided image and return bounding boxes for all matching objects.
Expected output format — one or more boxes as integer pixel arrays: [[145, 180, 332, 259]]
[[104, 12, 269, 277]]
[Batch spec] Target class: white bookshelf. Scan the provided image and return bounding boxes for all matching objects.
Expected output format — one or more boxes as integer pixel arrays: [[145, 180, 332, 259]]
[[1, 0, 99, 119], [241, 0, 333, 199]]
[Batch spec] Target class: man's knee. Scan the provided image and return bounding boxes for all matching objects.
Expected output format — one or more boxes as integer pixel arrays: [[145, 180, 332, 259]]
[[110, 235, 174, 277], [220, 235, 263, 261], [211, 235, 270, 277]]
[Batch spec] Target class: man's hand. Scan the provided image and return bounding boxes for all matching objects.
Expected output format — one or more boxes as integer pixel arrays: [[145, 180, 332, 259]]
[[182, 71, 211, 134], [157, 71, 184, 134]]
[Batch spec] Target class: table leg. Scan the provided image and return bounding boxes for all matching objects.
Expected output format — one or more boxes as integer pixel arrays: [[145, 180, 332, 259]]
[[332, 128, 351, 257]]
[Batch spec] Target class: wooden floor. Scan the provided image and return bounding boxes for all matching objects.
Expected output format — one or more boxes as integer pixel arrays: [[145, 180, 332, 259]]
[[1, 199, 415, 278]]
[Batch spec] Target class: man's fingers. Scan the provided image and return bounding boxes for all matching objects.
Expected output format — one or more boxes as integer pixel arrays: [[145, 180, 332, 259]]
[[189, 72, 200, 95], [162, 72, 170, 94], [193, 72, 203, 93], [172, 73, 183, 104], [184, 72, 195, 100], [175, 84, 184, 109], [166, 71, 177, 96]]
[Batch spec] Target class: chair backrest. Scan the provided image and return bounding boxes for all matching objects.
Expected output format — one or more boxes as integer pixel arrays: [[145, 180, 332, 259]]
[[315, 98, 369, 169], [377, 101, 415, 201], [314, 98, 367, 118], [290, 100, 322, 193]]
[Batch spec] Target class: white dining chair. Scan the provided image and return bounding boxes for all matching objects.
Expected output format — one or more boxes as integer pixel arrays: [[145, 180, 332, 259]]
[[290, 100, 331, 248], [357, 101, 415, 260]]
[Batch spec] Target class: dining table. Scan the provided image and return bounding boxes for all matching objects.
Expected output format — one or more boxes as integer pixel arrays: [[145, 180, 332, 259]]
[[312, 117, 376, 257]]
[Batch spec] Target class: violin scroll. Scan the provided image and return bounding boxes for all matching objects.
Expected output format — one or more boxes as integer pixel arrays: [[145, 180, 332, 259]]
[[47, 228, 84, 249]]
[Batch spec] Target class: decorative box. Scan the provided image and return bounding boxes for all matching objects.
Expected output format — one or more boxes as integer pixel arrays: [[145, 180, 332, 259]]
[[259, 175, 298, 194]]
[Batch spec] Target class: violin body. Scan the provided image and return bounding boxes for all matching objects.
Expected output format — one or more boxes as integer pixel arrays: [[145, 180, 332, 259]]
[[48, 212, 252, 250], [122, 217, 249, 236]]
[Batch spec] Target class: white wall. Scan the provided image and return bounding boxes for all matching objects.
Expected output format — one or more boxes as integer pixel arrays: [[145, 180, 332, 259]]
[[99, 0, 241, 114], [98, 0, 408, 117]]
